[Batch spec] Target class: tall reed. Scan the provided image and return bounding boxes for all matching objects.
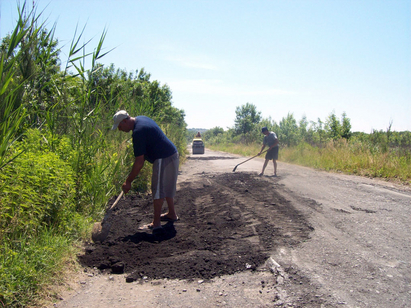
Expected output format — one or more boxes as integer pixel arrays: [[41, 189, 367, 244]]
[[0, 2, 35, 171]]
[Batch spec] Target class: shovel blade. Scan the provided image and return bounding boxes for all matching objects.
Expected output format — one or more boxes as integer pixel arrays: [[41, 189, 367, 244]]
[[92, 222, 111, 243]]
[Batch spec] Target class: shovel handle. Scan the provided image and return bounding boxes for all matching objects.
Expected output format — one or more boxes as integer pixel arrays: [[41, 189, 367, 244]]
[[108, 190, 124, 211]]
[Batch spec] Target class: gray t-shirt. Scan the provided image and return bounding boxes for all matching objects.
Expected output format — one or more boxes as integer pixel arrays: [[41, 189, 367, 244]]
[[263, 132, 278, 147]]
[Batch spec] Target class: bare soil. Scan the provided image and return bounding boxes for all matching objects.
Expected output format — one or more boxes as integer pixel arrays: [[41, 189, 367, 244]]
[[54, 149, 411, 308], [80, 171, 313, 281]]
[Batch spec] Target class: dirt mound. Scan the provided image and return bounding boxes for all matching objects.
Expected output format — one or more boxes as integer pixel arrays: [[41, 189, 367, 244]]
[[78, 172, 313, 282]]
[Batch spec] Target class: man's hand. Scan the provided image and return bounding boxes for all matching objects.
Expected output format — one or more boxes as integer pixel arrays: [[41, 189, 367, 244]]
[[123, 155, 145, 194], [122, 180, 132, 194]]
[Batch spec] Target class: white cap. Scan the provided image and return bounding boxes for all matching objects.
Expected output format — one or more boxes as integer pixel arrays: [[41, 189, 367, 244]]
[[112, 110, 129, 130]]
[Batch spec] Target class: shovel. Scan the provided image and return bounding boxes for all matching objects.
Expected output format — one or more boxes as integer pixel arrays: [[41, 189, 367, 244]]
[[232, 150, 267, 172], [92, 191, 124, 243]]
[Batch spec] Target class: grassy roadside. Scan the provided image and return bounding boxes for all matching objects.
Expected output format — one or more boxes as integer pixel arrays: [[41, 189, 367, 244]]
[[208, 141, 411, 185], [0, 229, 87, 308]]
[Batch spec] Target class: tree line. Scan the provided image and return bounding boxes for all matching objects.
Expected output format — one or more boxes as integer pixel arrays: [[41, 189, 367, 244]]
[[200, 102, 411, 153]]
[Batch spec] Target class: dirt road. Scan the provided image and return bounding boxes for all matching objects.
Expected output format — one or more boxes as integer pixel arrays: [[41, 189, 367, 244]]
[[55, 149, 411, 307]]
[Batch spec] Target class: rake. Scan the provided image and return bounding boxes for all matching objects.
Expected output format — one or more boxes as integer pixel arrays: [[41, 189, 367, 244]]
[[232, 150, 267, 172]]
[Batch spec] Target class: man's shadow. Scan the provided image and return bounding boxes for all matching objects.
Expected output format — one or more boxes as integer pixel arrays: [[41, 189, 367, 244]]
[[121, 221, 177, 243]]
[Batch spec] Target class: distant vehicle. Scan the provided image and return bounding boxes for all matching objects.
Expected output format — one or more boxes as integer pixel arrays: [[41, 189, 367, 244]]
[[192, 138, 205, 154]]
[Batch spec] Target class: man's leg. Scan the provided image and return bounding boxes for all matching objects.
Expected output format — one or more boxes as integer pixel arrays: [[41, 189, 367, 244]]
[[260, 159, 269, 175], [152, 152, 179, 224], [162, 197, 178, 220], [273, 159, 277, 176], [152, 198, 164, 228]]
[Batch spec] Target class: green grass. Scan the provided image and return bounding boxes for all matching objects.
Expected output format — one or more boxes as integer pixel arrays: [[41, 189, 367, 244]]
[[0, 227, 86, 308], [209, 141, 411, 184]]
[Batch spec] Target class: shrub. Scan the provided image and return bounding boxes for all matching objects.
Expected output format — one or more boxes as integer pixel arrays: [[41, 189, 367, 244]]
[[0, 130, 75, 241]]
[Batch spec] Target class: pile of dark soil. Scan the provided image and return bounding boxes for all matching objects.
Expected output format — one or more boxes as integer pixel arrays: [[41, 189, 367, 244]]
[[79, 172, 313, 282]]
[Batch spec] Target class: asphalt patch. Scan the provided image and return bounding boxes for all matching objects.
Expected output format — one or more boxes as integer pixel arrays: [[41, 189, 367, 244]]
[[78, 172, 313, 282]]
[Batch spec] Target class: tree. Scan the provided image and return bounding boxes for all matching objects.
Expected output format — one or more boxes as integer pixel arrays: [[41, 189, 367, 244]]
[[325, 112, 352, 140], [234, 103, 261, 135], [278, 113, 298, 147], [203, 126, 224, 141], [299, 115, 309, 143], [325, 112, 341, 140], [340, 112, 352, 139]]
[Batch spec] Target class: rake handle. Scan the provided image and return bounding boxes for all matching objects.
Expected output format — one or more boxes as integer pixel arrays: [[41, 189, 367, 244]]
[[233, 149, 267, 172]]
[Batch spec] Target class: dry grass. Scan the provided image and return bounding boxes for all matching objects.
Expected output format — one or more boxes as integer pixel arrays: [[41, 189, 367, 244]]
[[209, 141, 411, 184]]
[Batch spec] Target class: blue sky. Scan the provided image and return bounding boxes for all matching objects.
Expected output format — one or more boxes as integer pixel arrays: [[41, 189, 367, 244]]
[[1, 0, 410, 132]]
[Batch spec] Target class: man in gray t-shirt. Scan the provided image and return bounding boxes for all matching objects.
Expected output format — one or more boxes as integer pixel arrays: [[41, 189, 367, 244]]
[[258, 127, 279, 176]]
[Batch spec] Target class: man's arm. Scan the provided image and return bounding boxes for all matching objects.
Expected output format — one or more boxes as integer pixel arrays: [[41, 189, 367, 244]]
[[122, 155, 145, 193], [258, 144, 266, 155]]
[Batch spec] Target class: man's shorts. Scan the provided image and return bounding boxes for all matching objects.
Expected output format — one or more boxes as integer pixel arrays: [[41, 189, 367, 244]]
[[151, 152, 179, 200], [265, 146, 279, 160]]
